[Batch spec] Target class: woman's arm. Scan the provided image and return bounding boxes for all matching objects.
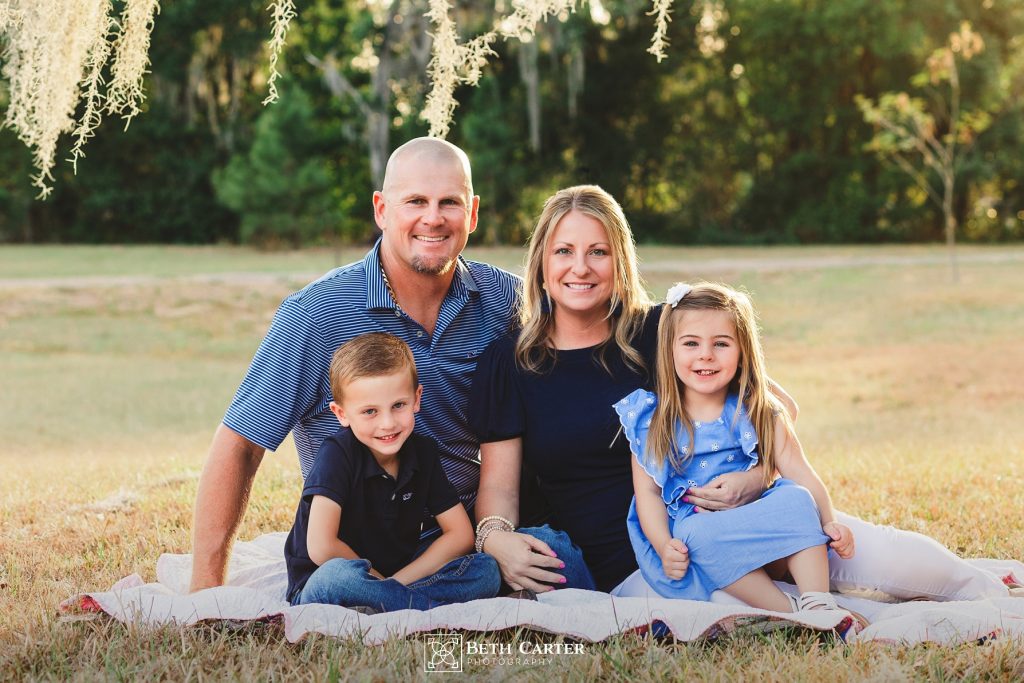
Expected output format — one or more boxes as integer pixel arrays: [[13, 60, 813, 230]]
[[392, 504, 474, 585], [477, 438, 565, 592], [632, 457, 689, 579], [772, 416, 854, 558], [768, 378, 799, 422], [683, 465, 766, 512], [476, 438, 522, 526]]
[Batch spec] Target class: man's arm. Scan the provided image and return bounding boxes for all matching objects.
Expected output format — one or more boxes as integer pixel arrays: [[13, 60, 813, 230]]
[[189, 424, 266, 592]]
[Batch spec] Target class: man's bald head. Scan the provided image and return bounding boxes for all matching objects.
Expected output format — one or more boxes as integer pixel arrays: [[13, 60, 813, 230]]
[[373, 137, 480, 277], [381, 137, 474, 199]]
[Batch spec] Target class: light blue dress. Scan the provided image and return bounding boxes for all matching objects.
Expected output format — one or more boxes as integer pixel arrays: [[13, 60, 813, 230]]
[[614, 388, 830, 601]]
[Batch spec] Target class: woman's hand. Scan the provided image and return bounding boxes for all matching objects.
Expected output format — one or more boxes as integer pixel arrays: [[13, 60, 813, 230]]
[[823, 521, 855, 559], [685, 468, 766, 512], [482, 530, 567, 593], [659, 538, 689, 580]]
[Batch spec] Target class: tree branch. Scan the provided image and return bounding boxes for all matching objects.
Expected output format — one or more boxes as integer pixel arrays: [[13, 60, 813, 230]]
[[887, 151, 943, 209], [305, 52, 373, 120]]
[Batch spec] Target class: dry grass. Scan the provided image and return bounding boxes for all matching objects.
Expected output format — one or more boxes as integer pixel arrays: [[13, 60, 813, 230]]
[[1, 244, 1023, 680]]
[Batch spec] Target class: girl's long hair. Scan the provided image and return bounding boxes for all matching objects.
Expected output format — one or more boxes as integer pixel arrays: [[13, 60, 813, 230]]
[[646, 282, 790, 487], [515, 185, 651, 375]]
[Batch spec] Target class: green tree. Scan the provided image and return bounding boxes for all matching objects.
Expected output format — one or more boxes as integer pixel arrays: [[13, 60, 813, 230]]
[[65, 102, 239, 243], [0, 127, 34, 242], [858, 22, 990, 279], [213, 85, 338, 247]]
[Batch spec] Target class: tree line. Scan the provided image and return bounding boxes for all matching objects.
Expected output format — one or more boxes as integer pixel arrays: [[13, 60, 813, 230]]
[[0, 0, 1021, 246]]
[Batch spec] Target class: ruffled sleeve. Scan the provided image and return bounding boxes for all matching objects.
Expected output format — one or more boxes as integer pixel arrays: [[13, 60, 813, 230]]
[[613, 388, 670, 488], [467, 334, 526, 443], [727, 392, 760, 469]]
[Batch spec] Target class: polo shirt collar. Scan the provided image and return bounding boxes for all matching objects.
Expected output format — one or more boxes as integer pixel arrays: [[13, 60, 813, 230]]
[[358, 434, 420, 490], [364, 239, 479, 312]]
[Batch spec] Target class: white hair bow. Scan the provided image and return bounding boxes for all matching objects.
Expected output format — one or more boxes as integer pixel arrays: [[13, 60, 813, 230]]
[[666, 283, 692, 308]]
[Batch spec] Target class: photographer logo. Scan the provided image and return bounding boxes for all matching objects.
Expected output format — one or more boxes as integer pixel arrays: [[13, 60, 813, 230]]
[[424, 633, 463, 673]]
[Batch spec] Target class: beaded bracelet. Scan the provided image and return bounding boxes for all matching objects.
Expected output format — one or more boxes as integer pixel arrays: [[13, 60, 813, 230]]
[[474, 515, 514, 536], [474, 523, 509, 553]]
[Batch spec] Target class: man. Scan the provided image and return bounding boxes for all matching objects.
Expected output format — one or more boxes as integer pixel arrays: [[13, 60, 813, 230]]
[[190, 138, 519, 591]]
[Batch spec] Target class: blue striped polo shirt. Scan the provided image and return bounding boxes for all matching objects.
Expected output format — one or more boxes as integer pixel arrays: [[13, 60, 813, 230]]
[[223, 240, 520, 512]]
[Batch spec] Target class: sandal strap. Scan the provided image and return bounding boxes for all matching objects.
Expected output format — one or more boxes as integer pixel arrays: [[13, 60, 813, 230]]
[[798, 591, 840, 611]]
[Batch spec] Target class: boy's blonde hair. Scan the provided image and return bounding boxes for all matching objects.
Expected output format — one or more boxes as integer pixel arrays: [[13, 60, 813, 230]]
[[646, 282, 789, 487], [330, 333, 418, 402], [515, 184, 652, 375]]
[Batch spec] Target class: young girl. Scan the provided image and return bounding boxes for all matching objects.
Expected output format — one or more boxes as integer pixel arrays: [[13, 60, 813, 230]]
[[615, 282, 855, 613]]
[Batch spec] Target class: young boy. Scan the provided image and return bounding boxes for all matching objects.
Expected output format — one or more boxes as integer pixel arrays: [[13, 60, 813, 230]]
[[284, 332, 500, 612]]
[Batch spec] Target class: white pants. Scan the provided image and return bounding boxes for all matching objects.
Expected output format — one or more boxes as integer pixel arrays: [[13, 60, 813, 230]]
[[612, 511, 1022, 614]]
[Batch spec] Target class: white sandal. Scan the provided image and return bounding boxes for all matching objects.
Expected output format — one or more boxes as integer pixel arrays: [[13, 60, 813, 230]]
[[798, 591, 841, 611], [797, 591, 870, 640]]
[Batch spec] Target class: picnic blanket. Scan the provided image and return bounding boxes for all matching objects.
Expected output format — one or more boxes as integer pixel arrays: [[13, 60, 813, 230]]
[[61, 533, 1024, 646]]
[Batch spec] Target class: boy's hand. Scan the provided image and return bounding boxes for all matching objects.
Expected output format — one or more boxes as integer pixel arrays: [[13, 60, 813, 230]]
[[823, 521, 855, 559], [659, 538, 689, 580]]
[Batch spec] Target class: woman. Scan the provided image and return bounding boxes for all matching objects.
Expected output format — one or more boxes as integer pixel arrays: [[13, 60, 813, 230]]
[[469, 184, 1020, 600], [468, 184, 659, 592]]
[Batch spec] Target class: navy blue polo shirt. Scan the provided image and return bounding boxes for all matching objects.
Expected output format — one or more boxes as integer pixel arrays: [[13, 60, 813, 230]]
[[222, 240, 520, 512], [284, 430, 461, 601]]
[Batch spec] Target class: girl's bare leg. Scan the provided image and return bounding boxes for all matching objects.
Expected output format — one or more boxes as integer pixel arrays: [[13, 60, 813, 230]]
[[786, 545, 829, 594], [721, 568, 794, 612]]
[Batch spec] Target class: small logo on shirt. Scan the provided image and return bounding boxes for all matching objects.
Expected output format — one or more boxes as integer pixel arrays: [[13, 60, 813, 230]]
[[402, 492, 414, 501]]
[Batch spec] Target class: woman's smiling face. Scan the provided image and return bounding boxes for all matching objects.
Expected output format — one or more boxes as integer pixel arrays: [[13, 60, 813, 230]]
[[543, 210, 615, 320]]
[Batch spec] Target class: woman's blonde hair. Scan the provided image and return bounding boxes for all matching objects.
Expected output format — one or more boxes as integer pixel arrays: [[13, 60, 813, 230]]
[[646, 282, 789, 487], [515, 185, 651, 374]]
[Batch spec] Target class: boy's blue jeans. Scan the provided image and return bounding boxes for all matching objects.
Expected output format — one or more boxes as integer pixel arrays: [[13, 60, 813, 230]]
[[291, 524, 593, 611], [292, 552, 501, 612]]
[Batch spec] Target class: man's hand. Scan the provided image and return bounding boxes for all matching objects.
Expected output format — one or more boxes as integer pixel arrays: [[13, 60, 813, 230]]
[[823, 521, 855, 559], [685, 468, 766, 512], [659, 538, 689, 580]]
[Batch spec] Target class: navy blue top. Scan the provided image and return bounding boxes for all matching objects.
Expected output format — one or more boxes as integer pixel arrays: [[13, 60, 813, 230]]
[[284, 430, 461, 601], [468, 309, 660, 591]]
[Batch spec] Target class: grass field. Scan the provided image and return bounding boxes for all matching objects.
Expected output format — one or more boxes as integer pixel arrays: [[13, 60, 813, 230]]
[[1, 244, 1023, 680]]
